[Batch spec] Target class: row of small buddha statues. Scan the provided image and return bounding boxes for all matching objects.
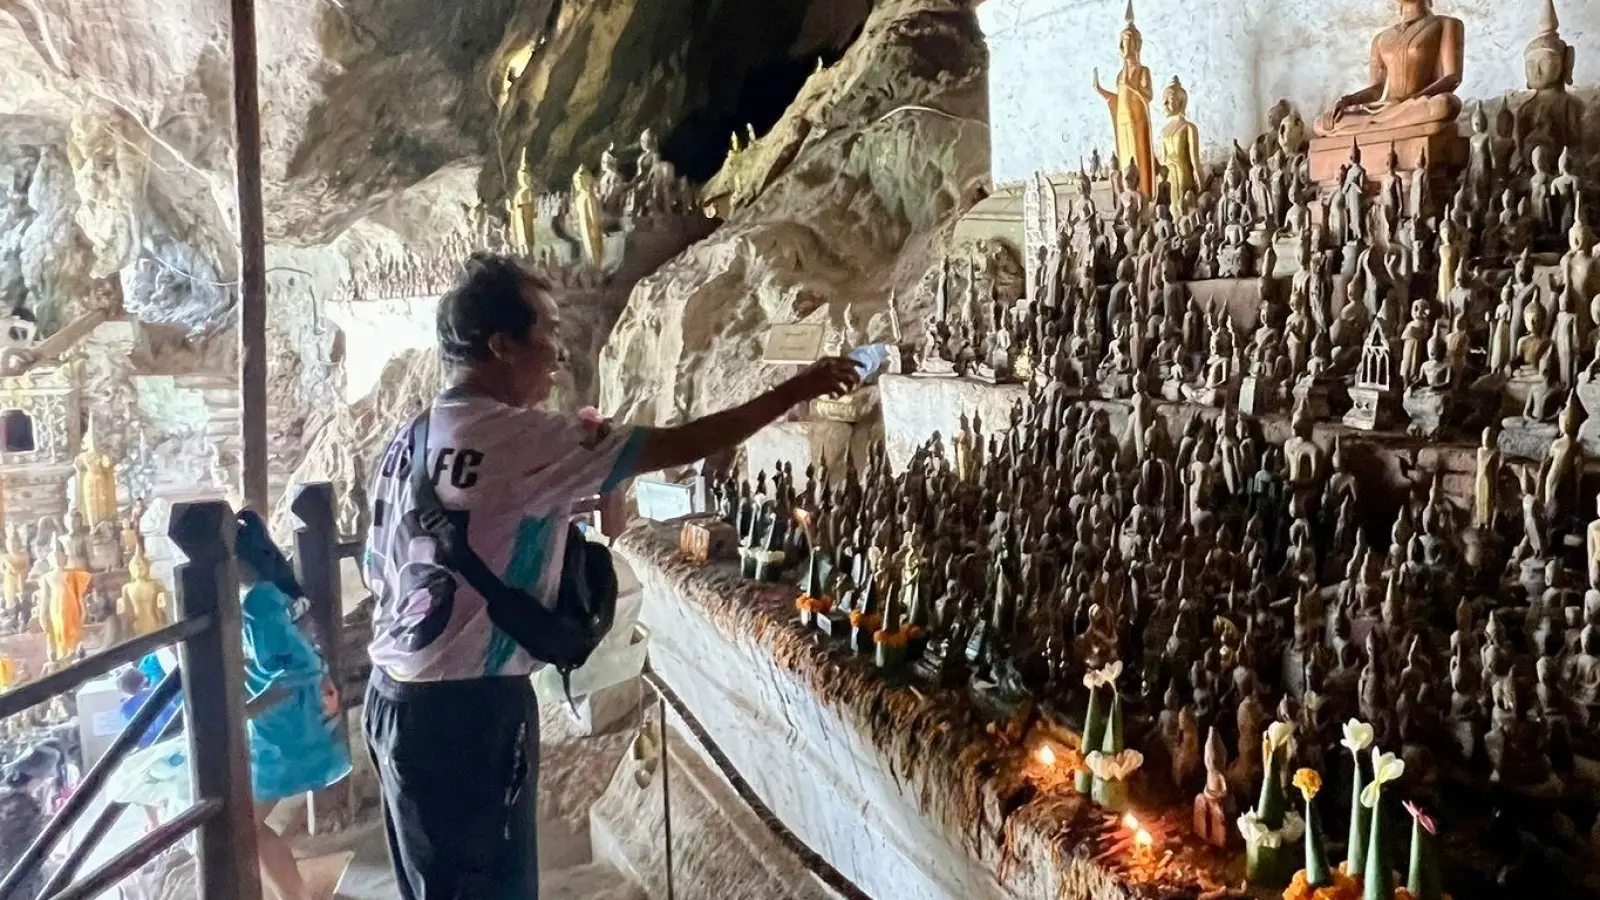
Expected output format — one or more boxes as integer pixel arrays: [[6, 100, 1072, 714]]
[[506, 128, 700, 269], [0, 505, 169, 685], [337, 231, 486, 304], [709, 374, 1600, 891], [917, 0, 1597, 458]]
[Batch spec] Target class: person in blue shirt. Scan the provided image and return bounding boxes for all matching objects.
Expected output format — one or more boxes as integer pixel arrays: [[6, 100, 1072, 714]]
[[109, 511, 351, 900], [116, 665, 180, 749]]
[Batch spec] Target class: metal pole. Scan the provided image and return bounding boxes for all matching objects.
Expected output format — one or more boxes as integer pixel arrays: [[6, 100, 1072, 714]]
[[659, 693, 675, 900], [230, 0, 269, 513]]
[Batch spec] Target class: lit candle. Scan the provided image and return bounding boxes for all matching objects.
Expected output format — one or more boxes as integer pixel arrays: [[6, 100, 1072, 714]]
[[1122, 813, 1140, 830], [1036, 744, 1057, 767]]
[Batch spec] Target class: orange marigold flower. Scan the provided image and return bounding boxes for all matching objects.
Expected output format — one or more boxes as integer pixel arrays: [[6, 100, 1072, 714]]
[[1293, 768, 1322, 801]]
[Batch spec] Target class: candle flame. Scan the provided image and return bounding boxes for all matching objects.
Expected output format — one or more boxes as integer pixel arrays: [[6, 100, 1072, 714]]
[[1134, 828, 1154, 849], [1036, 744, 1057, 766], [1122, 813, 1139, 830]]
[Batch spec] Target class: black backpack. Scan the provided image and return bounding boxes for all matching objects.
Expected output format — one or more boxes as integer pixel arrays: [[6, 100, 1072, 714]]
[[406, 410, 617, 700]]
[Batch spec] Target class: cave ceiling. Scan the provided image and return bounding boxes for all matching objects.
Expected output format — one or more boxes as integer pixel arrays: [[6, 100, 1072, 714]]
[[0, 0, 871, 331]]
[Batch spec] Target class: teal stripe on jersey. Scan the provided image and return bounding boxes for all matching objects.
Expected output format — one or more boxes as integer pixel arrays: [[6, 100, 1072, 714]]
[[601, 428, 647, 494], [485, 515, 553, 675]]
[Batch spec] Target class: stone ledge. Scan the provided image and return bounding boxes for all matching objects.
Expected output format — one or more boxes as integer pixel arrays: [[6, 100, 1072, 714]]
[[617, 522, 1232, 900]]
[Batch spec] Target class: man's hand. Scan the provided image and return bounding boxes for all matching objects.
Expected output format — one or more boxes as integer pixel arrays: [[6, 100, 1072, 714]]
[[785, 357, 861, 403]]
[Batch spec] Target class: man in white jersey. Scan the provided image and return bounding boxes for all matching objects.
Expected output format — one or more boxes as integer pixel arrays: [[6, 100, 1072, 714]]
[[362, 253, 858, 899]]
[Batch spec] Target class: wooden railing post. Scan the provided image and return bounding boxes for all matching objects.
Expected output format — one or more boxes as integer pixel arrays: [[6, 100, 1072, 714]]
[[291, 482, 351, 834], [170, 500, 261, 900]]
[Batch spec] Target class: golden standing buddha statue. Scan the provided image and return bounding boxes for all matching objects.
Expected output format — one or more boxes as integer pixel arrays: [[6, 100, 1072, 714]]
[[571, 165, 606, 269], [1, 526, 28, 615], [1159, 77, 1203, 213], [74, 424, 118, 529], [1315, 0, 1464, 138], [506, 148, 537, 255], [1093, 1, 1155, 198], [40, 544, 90, 662], [118, 549, 168, 638]]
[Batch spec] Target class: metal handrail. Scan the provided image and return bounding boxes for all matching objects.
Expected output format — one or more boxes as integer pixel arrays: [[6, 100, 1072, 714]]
[[49, 799, 221, 900], [0, 673, 183, 900], [35, 803, 124, 899], [0, 499, 261, 900], [0, 618, 210, 721]]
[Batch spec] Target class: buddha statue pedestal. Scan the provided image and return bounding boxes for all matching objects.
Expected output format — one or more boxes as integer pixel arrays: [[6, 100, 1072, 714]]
[[1293, 375, 1347, 421], [810, 389, 876, 425], [913, 639, 969, 689], [1309, 1, 1469, 219], [1343, 384, 1401, 431], [1402, 388, 1448, 439], [815, 607, 852, 639], [1238, 375, 1281, 418], [1309, 124, 1467, 198]]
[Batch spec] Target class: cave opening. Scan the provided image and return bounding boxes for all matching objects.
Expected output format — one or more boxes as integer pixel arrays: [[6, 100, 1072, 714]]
[[663, 18, 866, 184]]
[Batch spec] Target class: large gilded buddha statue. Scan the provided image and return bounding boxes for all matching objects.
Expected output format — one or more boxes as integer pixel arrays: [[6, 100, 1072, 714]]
[[1315, 0, 1464, 138], [1093, 1, 1155, 198]]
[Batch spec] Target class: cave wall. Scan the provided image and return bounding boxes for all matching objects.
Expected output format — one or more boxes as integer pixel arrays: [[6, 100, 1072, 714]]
[[1, 0, 914, 534], [599, 0, 990, 428], [483, 0, 872, 208], [981, 0, 1600, 185]]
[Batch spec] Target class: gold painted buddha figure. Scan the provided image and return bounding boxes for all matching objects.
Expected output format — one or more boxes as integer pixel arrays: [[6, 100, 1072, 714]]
[[1093, 1, 1155, 198], [506, 147, 537, 255], [74, 422, 118, 529], [570, 165, 606, 269], [118, 549, 168, 638], [40, 544, 90, 662], [1516, 0, 1582, 161], [1315, 0, 1465, 138], [1159, 77, 1202, 213], [1, 526, 27, 615]]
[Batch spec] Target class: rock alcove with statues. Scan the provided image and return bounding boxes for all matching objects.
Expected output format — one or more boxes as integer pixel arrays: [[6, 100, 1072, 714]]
[[3, 0, 1600, 899]]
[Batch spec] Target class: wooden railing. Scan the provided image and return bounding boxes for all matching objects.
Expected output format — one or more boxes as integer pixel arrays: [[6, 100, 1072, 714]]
[[0, 500, 261, 900], [287, 482, 366, 834]]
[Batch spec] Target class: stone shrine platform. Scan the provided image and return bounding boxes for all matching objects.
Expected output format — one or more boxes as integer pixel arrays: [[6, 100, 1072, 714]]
[[616, 521, 1235, 900]]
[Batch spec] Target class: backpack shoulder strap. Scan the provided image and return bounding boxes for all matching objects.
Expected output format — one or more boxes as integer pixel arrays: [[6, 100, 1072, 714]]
[[402, 405, 595, 675]]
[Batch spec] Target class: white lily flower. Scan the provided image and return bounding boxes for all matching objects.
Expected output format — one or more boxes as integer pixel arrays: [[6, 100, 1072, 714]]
[[1237, 810, 1285, 848], [1084, 748, 1144, 780], [1359, 750, 1405, 808], [1265, 720, 1296, 750], [1372, 749, 1405, 784], [1340, 719, 1374, 755], [1081, 659, 1124, 689]]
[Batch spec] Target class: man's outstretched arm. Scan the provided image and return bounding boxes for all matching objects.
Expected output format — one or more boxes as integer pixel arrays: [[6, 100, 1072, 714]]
[[626, 357, 860, 476]]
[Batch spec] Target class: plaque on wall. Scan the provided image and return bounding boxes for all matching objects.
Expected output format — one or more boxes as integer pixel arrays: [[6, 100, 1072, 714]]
[[762, 323, 827, 365]]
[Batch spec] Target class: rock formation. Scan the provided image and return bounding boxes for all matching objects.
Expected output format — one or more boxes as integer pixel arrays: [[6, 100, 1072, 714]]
[[600, 0, 990, 426], [1, 0, 888, 524]]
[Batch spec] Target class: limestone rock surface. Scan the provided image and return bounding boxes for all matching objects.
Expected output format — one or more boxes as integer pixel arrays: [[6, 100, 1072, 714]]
[[599, 0, 991, 426]]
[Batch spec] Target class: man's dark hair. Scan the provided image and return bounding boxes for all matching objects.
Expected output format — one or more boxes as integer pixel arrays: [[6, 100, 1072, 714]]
[[435, 252, 549, 366]]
